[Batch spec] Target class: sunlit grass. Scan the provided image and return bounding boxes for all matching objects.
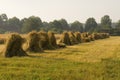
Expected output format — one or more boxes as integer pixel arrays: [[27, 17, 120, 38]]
[[0, 36, 120, 80], [36, 36, 120, 62]]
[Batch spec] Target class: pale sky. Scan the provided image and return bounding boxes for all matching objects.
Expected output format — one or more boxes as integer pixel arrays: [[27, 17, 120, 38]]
[[0, 0, 120, 23]]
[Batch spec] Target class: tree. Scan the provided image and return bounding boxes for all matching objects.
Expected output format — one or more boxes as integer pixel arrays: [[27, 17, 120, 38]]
[[70, 21, 83, 32], [101, 15, 112, 29], [0, 14, 8, 28], [21, 16, 43, 33], [59, 19, 70, 30], [49, 20, 63, 33], [85, 18, 97, 32], [40, 21, 50, 31], [0, 16, 3, 27], [48, 19, 70, 33], [7, 17, 21, 32], [0, 14, 8, 22], [116, 20, 120, 29], [0, 14, 8, 33]]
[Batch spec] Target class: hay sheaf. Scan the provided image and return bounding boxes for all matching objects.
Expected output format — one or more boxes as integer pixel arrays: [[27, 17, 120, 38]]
[[92, 33, 100, 40], [74, 32, 82, 43], [3, 33, 27, 57], [81, 33, 91, 42], [68, 31, 78, 45], [48, 31, 58, 48], [57, 43, 66, 48], [88, 34, 95, 41], [82, 32, 89, 38], [26, 31, 43, 52], [38, 31, 54, 50], [0, 38, 6, 44], [92, 33, 110, 40], [59, 32, 71, 45], [102, 33, 110, 38], [82, 37, 91, 42]]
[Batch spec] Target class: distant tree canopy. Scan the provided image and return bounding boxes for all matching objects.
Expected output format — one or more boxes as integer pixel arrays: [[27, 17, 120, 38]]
[[0, 14, 8, 28], [70, 21, 83, 32], [59, 19, 69, 30], [7, 17, 21, 32], [0, 14, 8, 22], [116, 20, 120, 29], [40, 21, 50, 31], [48, 19, 70, 33], [101, 15, 112, 29], [21, 16, 43, 33], [49, 20, 63, 33], [1, 13, 120, 35], [85, 18, 97, 32]]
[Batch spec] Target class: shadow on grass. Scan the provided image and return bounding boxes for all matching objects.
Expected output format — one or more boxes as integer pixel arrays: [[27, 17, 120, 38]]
[[28, 54, 66, 61]]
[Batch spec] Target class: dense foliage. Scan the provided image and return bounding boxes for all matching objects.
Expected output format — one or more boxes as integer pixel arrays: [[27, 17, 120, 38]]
[[85, 18, 97, 32], [0, 13, 120, 35]]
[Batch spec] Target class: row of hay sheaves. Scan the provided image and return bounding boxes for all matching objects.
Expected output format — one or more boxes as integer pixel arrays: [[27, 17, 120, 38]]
[[0, 31, 110, 57]]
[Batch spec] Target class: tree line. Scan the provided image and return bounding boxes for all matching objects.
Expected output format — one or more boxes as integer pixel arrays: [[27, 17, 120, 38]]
[[0, 13, 120, 35]]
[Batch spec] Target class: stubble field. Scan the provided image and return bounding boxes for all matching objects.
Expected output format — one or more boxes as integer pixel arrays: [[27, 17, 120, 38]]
[[0, 35, 120, 80]]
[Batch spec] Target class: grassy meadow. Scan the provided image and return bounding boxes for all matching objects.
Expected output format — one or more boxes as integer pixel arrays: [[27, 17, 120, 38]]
[[0, 35, 120, 80]]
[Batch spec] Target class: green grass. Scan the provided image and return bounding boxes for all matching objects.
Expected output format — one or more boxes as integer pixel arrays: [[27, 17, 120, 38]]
[[0, 57, 120, 80], [0, 36, 120, 80]]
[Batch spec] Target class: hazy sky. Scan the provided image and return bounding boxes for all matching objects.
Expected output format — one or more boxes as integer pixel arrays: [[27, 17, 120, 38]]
[[0, 0, 120, 23]]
